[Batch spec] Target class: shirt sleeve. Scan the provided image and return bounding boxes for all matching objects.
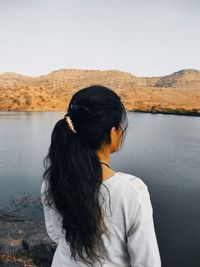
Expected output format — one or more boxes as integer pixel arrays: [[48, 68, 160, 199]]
[[40, 180, 64, 244], [127, 186, 161, 267]]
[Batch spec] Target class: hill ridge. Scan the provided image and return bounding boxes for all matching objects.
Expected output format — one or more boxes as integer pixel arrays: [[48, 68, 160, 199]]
[[0, 68, 200, 113]]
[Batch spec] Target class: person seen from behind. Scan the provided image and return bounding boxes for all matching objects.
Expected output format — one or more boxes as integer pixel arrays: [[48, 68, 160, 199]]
[[41, 85, 161, 266]]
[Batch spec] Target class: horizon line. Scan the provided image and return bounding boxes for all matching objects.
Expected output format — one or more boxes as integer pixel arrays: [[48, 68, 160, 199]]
[[0, 67, 199, 79]]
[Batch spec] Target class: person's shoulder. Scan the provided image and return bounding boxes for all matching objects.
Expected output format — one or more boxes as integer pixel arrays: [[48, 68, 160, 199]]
[[117, 171, 148, 196], [40, 179, 49, 196], [117, 172, 151, 218]]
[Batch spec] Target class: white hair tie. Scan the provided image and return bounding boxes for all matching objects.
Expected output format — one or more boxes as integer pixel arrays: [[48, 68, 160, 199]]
[[64, 114, 77, 134]]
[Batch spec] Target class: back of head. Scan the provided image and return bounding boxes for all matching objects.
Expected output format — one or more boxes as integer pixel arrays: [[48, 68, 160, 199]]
[[42, 85, 128, 266]]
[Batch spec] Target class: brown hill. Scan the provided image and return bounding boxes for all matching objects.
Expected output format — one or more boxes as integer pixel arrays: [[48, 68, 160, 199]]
[[145, 69, 200, 88], [0, 68, 200, 114]]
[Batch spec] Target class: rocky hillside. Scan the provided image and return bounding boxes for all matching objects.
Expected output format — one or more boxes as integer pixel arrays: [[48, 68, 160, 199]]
[[0, 68, 200, 114]]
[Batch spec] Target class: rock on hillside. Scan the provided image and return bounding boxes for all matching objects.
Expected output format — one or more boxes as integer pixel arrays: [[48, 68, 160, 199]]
[[148, 69, 200, 88]]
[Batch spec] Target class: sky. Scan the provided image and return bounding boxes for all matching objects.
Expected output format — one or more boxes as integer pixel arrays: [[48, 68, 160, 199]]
[[0, 0, 199, 77]]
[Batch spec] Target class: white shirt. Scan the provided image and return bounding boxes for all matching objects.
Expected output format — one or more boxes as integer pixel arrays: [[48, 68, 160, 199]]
[[41, 171, 161, 267]]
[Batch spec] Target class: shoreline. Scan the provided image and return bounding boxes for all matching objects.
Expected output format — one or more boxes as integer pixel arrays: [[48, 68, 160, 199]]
[[131, 109, 200, 117], [0, 109, 200, 117]]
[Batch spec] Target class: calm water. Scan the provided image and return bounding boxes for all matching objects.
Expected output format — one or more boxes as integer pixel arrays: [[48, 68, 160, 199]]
[[0, 111, 200, 267]]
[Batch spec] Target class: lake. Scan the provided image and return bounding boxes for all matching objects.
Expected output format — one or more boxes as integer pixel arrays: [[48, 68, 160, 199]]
[[0, 111, 200, 267]]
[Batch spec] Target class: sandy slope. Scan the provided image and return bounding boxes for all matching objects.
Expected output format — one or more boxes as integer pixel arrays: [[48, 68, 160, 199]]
[[0, 69, 200, 113]]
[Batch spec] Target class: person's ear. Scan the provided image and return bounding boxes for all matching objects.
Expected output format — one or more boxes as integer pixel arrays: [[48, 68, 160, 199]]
[[110, 126, 116, 142], [110, 126, 119, 153]]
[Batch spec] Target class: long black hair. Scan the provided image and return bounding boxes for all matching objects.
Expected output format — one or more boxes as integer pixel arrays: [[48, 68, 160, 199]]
[[42, 85, 128, 266]]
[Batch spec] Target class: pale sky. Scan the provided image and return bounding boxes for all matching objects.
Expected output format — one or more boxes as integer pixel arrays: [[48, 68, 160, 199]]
[[0, 0, 199, 77]]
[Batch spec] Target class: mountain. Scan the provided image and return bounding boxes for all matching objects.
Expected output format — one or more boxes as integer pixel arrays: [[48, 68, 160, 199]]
[[146, 69, 200, 88], [0, 68, 200, 114]]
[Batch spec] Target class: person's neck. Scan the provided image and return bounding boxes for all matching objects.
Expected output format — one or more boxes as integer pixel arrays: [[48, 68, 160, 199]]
[[96, 149, 110, 166], [96, 150, 116, 180]]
